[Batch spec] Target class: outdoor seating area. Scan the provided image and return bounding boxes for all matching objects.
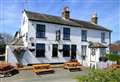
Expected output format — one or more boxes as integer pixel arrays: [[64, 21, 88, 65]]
[[64, 60, 82, 72], [32, 64, 54, 75], [110, 64, 120, 69], [0, 62, 19, 77]]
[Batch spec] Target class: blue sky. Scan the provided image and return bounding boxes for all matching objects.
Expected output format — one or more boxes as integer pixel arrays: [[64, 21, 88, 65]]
[[0, 0, 120, 42]]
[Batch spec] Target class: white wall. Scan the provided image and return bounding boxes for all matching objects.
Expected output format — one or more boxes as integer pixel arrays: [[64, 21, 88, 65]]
[[20, 12, 110, 66], [20, 12, 29, 47]]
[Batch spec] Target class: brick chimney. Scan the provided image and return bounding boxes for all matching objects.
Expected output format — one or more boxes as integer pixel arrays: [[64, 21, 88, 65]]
[[91, 13, 98, 24], [62, 7, 70, 19]]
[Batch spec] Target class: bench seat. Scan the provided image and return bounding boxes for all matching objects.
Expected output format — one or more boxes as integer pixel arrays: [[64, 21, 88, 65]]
[[64, 62, 81, 71], [32, 64, 54, 75]]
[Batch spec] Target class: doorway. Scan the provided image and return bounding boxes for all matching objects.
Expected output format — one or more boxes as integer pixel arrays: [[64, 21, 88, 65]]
[[71, 45, 77, 60]]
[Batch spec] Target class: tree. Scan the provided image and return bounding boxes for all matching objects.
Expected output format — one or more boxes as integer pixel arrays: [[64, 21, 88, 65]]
[[106, 53, 120, 64], [0, 32, 13, 54]]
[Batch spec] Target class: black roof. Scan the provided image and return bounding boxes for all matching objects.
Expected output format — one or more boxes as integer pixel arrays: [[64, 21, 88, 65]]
[[25, 10, 111, 32]]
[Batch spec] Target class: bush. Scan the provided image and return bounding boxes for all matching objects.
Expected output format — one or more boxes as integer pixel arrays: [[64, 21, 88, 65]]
[[76, 68, 120, 82], [106, 54, 120, 61]]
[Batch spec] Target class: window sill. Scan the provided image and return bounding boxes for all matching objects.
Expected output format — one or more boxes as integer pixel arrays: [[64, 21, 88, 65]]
[[36, 56, 45, 58], [101, 42, 106, 44], [81, 40, 88, 42], [63, 56, 70, 57], [63, 39, 71, 41], [36, 37, 47, 39], [52, 56, 58, 58]]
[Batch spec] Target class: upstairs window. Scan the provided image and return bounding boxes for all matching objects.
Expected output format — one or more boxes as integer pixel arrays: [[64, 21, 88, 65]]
[[101, 32, 105, 43], [63, 44, 70, 57], [63, 28, 70, 40], [36, 24, 45, 38], [81, 30, 87, 41]]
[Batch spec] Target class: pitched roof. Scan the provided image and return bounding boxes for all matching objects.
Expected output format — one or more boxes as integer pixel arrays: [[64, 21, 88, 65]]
[[25, 10, 111, 32], [88, 42, 107, 48], [110, 44, 120, 51]]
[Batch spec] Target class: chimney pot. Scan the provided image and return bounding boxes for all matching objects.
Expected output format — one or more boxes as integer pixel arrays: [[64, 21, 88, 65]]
[[91, 12, 98, 24], [62, 7, 70, 19]]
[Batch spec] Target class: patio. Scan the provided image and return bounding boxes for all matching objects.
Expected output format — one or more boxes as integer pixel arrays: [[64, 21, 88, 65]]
[[1, 67, 88, 82]]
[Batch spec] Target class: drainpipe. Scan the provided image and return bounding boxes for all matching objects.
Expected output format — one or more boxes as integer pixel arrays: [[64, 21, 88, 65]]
[[5, 45, 8, 63], [109, 31, 112, 54]]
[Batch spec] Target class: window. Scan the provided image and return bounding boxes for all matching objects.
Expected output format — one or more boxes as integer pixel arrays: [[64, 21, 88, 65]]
[[52, 44, 58, 57], [101, 32, 105, 43], [81, 45, 87, 56], [36, 43, 45, 57], [100, 48, 106, 57], [63, 44, 70, 57], [36, 24, 45, 38], [56, 30, 61, 41], [63, 28, 70, 40], [81, 30, 87, 41]]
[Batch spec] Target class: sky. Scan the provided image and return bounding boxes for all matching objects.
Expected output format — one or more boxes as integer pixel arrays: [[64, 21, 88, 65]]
[[0, 0, 120, 42]]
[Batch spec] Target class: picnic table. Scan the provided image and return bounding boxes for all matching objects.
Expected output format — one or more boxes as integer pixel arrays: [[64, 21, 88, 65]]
[[110, 64, 120, 69], [32, 64, 54, 75], [64, 61, 81, 72], [0, 62, 19, 77]]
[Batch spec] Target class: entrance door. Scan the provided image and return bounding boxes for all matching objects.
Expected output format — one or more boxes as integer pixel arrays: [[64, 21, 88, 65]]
[[71, 45, 77, 60], [52, 44, 58, 57], [90, 48, 96, 68]]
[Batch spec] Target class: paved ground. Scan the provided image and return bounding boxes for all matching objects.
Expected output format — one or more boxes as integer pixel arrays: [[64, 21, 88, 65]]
[[1, 67, 89, 82]]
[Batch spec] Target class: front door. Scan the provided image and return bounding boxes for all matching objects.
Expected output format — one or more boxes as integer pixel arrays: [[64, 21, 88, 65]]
[[90, 48, 96, 68], [52, 44, 58, 57], [71, 45, 77, 60]]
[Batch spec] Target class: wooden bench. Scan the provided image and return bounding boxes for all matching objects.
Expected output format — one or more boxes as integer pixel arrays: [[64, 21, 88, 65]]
[[32, 64, 54, 75], [0, 62, 19, 77], [64, 62, 81, 71], [110, 64, 120, 69]]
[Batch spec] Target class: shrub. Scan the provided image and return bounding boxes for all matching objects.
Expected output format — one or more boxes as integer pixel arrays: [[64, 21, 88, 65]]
[[76, 68, 120, 82], [106, 54, 120, 61]]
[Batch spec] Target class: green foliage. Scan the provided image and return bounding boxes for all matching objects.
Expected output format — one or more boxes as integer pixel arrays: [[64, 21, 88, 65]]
[[76, 68, 120, 82], [0, 43, 6, 54], [106, 54, 120, 61]]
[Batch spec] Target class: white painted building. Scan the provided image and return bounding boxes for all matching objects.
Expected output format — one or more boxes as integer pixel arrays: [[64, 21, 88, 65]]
[[7, 7, 111, 67]]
